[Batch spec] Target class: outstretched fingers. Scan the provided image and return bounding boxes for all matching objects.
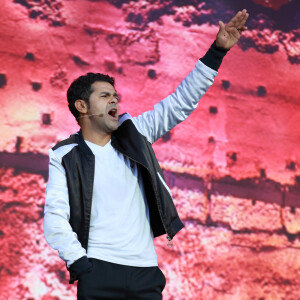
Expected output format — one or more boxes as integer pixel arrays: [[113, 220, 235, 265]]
[[226, 9, 249, 30], [237, 11, 249, 29]]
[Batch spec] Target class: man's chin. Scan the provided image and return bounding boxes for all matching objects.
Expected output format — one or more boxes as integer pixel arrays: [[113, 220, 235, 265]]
[[109, 124, 119, 133]]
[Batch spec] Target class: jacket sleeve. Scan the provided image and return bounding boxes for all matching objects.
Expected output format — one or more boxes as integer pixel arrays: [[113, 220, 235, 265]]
[[132, 42, 227, 144], [43, 149, 92, 282]]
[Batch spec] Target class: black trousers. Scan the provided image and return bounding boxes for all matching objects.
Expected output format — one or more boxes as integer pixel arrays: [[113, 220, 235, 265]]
[[77, 258, 166, 300]]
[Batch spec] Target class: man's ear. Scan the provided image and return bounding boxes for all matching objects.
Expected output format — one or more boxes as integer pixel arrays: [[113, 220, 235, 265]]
[[75, 99, 88, 114]]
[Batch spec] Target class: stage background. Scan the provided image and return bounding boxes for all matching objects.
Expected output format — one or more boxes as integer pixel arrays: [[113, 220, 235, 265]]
[[0, 0, 299, 299]]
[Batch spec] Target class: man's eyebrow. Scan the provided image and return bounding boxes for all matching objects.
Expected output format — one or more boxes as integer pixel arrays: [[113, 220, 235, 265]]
[[99, 91, 118, 95]]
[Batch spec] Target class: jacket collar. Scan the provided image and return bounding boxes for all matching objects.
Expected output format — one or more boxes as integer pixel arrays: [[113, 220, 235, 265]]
[[75, 130, 94, 156], [75, 130, 123, 155]]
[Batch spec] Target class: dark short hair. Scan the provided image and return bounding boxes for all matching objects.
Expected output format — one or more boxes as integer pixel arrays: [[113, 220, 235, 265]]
[[67, 72, 115, 120]]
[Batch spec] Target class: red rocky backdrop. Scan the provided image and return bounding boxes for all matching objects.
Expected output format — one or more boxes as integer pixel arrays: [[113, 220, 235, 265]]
[[0, 0, 299, 299]]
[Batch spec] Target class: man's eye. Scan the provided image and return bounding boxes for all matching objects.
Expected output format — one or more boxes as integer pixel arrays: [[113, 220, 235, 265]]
[[100, 93, 119, 99]]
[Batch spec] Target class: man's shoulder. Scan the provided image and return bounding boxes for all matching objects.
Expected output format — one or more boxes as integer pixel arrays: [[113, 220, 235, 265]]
[[51, 134, 79, 161], [52, 134, 78, 151], [118, 112, 132, 126]]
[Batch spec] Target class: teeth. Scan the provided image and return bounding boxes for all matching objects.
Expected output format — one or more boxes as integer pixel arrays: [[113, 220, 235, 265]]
[[109, 108, 117, 117]]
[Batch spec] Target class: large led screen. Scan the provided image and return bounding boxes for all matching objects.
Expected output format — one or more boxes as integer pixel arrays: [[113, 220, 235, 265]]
[[0, 0, 299, 299]]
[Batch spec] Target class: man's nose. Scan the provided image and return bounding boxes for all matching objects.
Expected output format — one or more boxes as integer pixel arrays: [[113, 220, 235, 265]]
[[110, 95, 118, 103]]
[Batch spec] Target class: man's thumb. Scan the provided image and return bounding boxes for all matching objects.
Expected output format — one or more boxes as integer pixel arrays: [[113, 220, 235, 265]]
[[218, 20, 225, 32]]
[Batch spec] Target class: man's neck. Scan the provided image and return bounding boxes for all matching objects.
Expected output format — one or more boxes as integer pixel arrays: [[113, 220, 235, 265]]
[[81, 128, 112, 147]]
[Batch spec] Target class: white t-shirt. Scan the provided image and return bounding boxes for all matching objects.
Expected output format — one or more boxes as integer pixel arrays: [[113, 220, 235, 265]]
[[85, 139, 158, 267]]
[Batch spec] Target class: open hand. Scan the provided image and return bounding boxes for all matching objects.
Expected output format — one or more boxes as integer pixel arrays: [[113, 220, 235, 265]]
[[216, 9, 249, 49]]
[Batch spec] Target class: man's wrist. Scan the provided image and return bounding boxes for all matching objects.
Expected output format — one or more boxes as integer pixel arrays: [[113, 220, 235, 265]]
[[199, 40, 229, 71], [67, 255, 93, 284]]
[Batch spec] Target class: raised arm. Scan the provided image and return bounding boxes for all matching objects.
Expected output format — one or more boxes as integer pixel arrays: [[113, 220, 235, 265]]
[[132, 9, 249, 144]]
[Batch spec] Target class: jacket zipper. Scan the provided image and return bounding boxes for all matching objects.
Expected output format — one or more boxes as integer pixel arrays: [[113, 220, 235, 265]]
[[115, 147, 173, 245]]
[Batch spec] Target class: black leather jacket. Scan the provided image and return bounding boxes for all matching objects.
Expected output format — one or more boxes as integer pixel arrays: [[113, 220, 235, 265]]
[[53, 116, 184, 282]]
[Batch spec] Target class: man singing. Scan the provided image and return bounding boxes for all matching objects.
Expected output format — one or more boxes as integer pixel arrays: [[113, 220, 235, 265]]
[[44, 9, 249, 300]]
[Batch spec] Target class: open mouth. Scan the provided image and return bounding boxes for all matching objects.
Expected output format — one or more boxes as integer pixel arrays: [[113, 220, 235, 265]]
[[108, 108, 118, 119]]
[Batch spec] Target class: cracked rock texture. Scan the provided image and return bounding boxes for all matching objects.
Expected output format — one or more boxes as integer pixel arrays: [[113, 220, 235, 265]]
[[0, 0, 299, 299]]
